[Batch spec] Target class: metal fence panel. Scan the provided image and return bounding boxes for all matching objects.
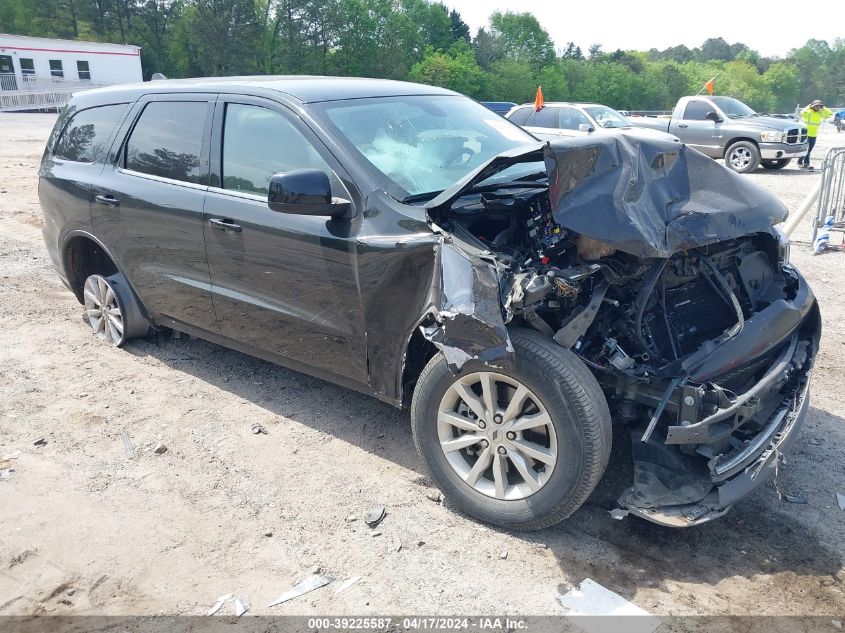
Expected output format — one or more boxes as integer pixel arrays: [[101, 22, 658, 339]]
[[812, 147, 845, 244]]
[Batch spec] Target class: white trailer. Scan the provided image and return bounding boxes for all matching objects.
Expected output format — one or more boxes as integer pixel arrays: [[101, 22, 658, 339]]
[[0, 34, 142, 111]]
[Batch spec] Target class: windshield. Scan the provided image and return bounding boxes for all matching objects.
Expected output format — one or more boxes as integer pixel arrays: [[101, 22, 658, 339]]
[[710, 96, 756, 118], [311, 95, 542, 200], [584, 105, 631, 129]]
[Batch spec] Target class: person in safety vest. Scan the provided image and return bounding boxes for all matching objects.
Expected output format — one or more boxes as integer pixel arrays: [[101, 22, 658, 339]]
[[800, 99, 833, 169]]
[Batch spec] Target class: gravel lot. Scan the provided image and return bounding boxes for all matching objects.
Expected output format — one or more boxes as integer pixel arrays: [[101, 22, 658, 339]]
[[0, 112, 843, 620]]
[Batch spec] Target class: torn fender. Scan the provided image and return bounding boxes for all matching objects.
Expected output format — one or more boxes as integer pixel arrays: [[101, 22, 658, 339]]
[[422, 239, 515, 373]]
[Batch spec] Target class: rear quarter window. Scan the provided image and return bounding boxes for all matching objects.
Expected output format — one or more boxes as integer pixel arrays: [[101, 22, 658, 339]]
[[53, 104, 127, 163], [124, 101, 208, 184], [507, 107, 532, 126]]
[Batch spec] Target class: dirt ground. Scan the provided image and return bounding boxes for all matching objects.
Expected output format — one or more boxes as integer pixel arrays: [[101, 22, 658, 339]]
[[0, 112, 843, 620]]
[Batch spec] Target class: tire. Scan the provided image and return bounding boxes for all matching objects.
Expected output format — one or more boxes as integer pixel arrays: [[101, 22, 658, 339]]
[[410, 328, 611, 530], [724, 140, 761, 173], [761, 158, 791, 170], [82, 272, 148, 347]]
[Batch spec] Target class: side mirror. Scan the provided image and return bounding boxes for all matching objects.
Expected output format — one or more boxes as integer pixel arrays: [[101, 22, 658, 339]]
[[268, 169, 352, 217], [706, 111, 723, 123], [578, 123, 595, 133]]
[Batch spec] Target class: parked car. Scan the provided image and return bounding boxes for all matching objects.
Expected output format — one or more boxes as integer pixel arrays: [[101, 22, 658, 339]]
[[40, 77, 819, 530], [480, 101, 517, 116], [629, 96, 808, 173], [505, 102, 680, 143]]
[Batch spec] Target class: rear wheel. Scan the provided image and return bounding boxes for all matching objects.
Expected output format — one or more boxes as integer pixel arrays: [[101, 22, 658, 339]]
[[761, 158, 791, 170], [724, 140, 761, 173], [82, 273, 148, 347], [410, 328, 611, 530]]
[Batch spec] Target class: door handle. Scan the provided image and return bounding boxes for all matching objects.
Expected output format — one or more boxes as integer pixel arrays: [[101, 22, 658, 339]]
[[95, 194, 120, 208], [678, 124, 689, 128], [209, 217, 242, 233]]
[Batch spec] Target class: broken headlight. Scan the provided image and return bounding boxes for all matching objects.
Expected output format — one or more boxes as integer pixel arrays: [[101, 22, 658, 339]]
[[774, 226, 790, 266]]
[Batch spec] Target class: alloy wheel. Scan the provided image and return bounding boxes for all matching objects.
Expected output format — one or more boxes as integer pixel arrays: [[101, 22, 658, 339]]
[[83, 275, 125, 346], [437, 372, 558, 500], [729, 147, 752, 170]]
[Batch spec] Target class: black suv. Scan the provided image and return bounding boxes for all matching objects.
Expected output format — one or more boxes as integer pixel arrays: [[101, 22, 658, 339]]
[[39, 77, 819, 529]]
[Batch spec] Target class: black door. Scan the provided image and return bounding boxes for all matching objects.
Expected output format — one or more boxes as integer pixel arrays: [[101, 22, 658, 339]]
[[203, 96, 368, 384], [40, 103, 129, 268], [91, 95, 219, 332], [0, 55, 17, 90]]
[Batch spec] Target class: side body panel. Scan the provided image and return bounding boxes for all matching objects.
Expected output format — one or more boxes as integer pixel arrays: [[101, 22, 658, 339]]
[[90, 93, 218, 331], [38, 103, 130, 283], [203, 95, 369, 384]]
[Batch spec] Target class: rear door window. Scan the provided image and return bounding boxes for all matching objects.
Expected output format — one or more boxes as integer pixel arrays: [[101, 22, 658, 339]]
[[125, 101, 207, 183], [532, 107, 559, 128], [53, 104, 126, 163]]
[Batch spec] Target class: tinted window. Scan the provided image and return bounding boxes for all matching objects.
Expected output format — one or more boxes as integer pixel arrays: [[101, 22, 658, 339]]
[[222, 103, 337, 196], [77, 60, 90, 81], [49, 60, 63, 78], [125, 101, 207, 183], [683, 100, 713, 120], [53, 104, 126, 163], [20, 58, 34, 75], [533, 107, 558, 128], [508, 107, 532, 126]]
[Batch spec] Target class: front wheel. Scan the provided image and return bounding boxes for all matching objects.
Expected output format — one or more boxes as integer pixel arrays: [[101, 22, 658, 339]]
[[410, 328, 611, 530], [724, 140, 761, 173], [761, 158, 791, 170]]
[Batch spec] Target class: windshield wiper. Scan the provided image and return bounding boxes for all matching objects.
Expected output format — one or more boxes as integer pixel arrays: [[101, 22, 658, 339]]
[[470, 179, 547, 195], [511, 170, 548, 183], [401, 190, 443, 204]]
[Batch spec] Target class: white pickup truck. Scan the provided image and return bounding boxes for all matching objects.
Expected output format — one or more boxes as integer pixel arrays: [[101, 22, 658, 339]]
[[629, 96, 808, 173]]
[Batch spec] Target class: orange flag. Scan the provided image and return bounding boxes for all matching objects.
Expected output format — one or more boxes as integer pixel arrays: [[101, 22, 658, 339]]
[[534, 85, 544, 111], [705, 78, 714, 95]]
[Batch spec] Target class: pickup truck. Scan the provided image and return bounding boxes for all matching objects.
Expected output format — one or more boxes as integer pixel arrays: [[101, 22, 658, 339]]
[[630, 96, 808, 173]]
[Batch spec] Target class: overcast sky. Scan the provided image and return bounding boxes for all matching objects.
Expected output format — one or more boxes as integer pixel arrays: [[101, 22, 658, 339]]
[[448, 1, 840, 58]]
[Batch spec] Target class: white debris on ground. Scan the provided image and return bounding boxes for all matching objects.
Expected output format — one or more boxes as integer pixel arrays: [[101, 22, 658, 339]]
[[559, 579, 661, 633]]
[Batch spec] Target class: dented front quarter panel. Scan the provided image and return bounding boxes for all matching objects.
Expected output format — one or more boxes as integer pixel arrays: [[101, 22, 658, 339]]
[[421, 239, 514, 373], [356, 191, 514, 405]]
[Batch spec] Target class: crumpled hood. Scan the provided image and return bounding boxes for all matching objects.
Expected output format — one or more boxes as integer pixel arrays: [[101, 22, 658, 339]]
[[544, 133, 788, 258], [427, 133, 788, 259]]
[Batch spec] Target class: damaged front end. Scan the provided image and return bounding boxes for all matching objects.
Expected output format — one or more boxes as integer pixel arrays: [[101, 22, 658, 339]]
[[421, 133, 820, 527]]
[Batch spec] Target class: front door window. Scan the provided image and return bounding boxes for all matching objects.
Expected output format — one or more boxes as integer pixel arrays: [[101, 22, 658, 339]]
[[221, 103, 341, 196]]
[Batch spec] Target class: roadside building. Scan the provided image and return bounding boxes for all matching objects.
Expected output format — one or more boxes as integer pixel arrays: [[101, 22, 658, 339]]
[[0, 34, 141, 111]]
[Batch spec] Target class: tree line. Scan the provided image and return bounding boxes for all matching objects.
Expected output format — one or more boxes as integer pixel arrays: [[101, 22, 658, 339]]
[[1, 0, 844, 112]]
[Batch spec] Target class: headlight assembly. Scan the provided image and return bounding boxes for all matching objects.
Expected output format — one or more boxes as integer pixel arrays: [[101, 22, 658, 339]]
[[760, 130, 784, 143]]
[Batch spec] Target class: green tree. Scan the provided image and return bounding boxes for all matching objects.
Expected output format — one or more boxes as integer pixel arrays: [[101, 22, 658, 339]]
[[697, 37, 732, 61], [488, 59, 537, 103], [409, 41, 485, 97], [561, 42, 583, 60], [488, 11, 554, 70], [448, 8, 469, 43], [537, 63, 568, 101], [763, 62, 800, 112]]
